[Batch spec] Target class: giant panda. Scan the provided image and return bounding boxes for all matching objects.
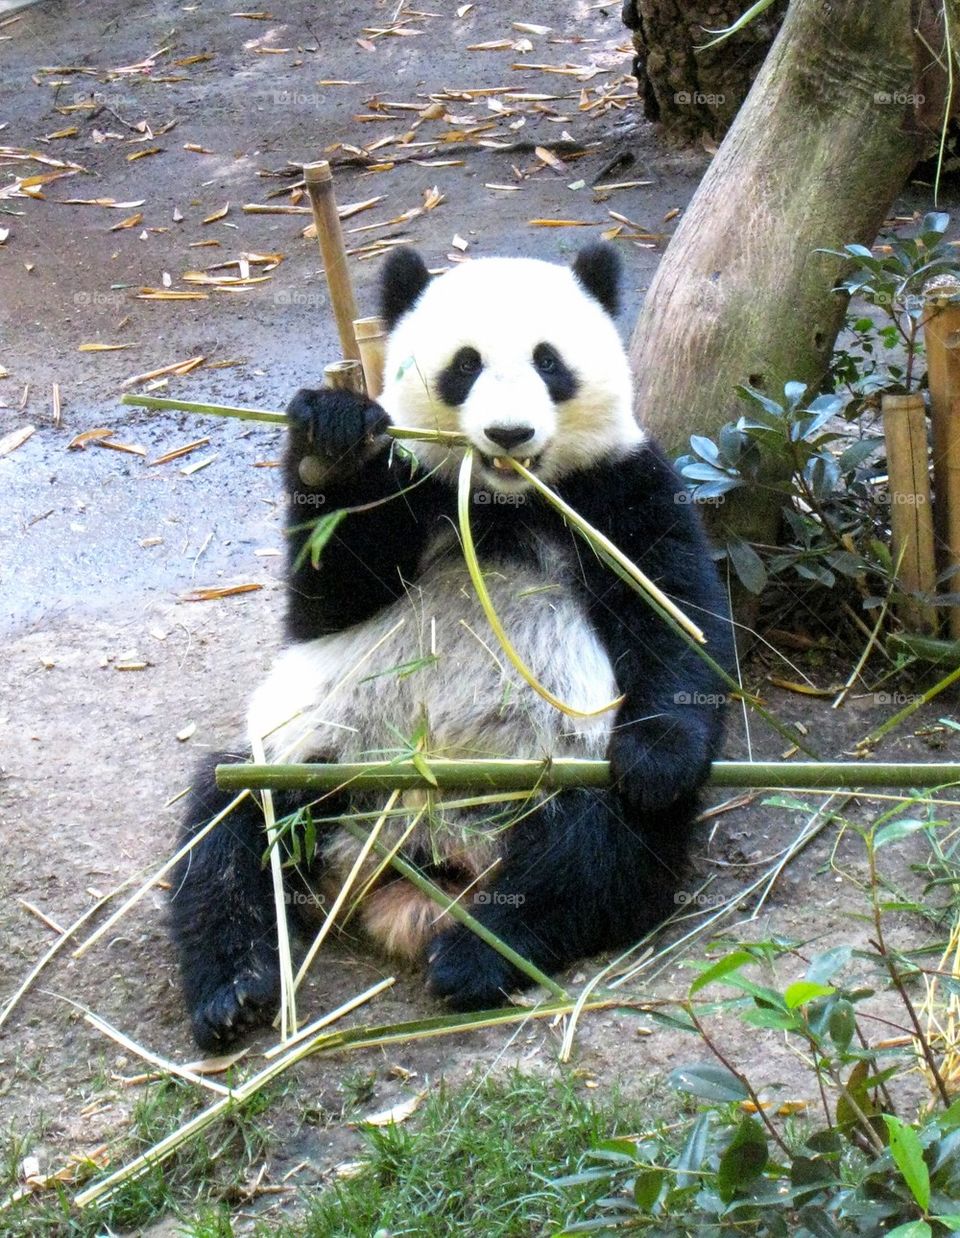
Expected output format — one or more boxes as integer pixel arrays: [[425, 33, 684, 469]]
[[169, 244, 734, 1049]]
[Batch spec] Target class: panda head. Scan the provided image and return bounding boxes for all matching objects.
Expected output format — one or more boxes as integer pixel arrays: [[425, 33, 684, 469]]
[[377, 245, 643, 492]]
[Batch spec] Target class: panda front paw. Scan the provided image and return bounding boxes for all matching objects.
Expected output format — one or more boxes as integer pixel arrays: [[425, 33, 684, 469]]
[[286, 387, 390, 477], [189, 963, 280, 1051], [607, 730, 709, 815], [426, 925, 524, 1011]]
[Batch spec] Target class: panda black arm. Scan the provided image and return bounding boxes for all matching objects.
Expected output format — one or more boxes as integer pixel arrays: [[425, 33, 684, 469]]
[[282, 387, 441, 641], [560, 441, 734, 813]]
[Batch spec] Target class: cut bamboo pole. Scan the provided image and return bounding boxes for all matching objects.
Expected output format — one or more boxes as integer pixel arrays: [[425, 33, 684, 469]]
[[924, 276, 960, 633], [215, 758, 960, 793], [354, 316, 387, 398], [323, 359, 365, 393], [882, 391, 938, 634], [304, 160, 361, 364]]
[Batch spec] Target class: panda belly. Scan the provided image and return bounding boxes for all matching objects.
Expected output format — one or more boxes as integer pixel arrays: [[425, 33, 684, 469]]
[[246, 539, 618, 957], [248, 541, 617, 766]]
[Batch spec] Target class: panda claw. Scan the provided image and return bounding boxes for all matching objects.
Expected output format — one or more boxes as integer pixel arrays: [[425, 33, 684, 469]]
[[426, 926, 522, 1012], [190, 966, 279, 1050]]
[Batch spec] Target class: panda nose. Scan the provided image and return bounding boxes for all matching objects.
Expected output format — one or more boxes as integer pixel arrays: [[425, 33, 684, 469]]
[[484, 425, 535, 450]]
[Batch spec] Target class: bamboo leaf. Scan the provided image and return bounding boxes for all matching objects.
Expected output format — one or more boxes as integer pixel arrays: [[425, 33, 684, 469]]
[[883, 1115, 930, 1211]]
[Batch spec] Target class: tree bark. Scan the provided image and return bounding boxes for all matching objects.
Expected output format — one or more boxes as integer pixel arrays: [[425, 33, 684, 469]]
[[623, 0, 786, 144], [629, 0, 942, 462]]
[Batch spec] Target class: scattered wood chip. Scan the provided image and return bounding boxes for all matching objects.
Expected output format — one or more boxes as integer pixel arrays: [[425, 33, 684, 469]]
[[147, 437, 209, 466], [184, 143, 213, 154], [78, 342, 137, 352], [126, 147, 161, 162], [181, 583, 263, 601], [664, 207, 681, 222], [528, 218, 597, 227], [121, 355, 204, 387], [357, 1092, 426, 1127], [202, 203, 230, 224], [0, 424, 35, 456], [58, 197, 146, 208], [514, 22, 550, 34], [180, 453, 218, 475], [535, 145, 568, 173], [67, 427, 115, 450], [93, 438, 147, 457], [136, 287, 209, 299], [110, 212, 143, 231], [176, 722, 197, 741]]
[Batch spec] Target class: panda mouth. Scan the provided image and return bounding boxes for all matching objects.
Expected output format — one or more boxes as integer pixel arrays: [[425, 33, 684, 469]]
[[481, 453, 540, 476]]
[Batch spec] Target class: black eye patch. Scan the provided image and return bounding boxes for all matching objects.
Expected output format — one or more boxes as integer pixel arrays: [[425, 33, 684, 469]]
[[533, 342, 578, 402], [437, 346, 483, 406]]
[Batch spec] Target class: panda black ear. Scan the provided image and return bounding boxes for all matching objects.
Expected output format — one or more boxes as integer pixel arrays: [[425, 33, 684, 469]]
[[380, 248, 431, 329], [572, 243, 621, 317]]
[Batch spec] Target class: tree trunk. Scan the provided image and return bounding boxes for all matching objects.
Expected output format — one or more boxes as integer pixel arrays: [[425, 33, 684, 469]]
[[623, 0, 786, 144], [629, 0, 942, 465]]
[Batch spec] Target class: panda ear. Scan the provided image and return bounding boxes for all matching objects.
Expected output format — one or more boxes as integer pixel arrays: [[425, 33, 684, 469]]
[[380, 248, 431, 329], [572, 243, 621, 317]]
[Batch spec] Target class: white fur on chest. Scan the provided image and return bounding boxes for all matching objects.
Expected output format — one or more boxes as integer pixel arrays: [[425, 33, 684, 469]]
[[247, 537, 618, 766]]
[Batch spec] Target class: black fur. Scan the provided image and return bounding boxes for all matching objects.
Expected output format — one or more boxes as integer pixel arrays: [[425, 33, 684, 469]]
[[380, 247, 431, 329], [533, 342, 579, 403], [169, 248, 733, 1044], [436, 345, 483, 407], [573, 243, 622, 316]]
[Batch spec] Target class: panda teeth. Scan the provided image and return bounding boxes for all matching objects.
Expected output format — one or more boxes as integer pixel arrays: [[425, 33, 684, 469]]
[[493, 456, 504, 469], [521, 458, 532, 468]]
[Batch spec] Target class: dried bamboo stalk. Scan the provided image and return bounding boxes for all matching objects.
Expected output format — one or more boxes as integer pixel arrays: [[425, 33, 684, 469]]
[[353, 316, 387, 398], [322, 359, 365, 393], [304, 161, 361, 363], [882, 391, 938, 633], [924, 278, 960, 635]]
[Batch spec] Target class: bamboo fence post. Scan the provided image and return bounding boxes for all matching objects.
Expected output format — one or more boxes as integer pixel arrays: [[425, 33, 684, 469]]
[[882, 391, 938, 634], [323, 359, 365, 394], [353, 316, 387, 398], [924, 276, 960, 638], [303, 161, 361, 364]]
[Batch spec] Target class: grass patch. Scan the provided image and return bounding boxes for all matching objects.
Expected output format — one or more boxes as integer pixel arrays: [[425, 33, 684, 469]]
[[279, 1070, 656, 1238]]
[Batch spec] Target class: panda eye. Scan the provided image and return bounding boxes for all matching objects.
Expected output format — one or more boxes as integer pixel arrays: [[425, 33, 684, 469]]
[[533, 344, 558, 374], [455, 347, 482, 376]]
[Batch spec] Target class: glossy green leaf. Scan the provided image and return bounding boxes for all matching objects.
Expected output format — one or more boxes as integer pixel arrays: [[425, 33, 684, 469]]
[[669, 1062, 749, 1103], [883, 1114, 930, 1211]]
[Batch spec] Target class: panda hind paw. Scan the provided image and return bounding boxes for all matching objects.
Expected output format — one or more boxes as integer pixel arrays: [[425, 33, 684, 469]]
[[189, 965, 279, 1051], [426, 927, 523, 1012]]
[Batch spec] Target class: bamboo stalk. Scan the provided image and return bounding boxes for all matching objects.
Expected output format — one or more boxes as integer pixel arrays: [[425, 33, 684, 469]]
[[924, 277, 960, 636], [507, 456, 708, 645], [887, 632, 960, 664], [337, 819, 569, 1001], [119, 393, 287, 423], [323, 359, 365, 393], [216, 758, 960, 793], [303, 160, 361, 363], [882, 391, 938, 633], [353, 316, 387, 398]]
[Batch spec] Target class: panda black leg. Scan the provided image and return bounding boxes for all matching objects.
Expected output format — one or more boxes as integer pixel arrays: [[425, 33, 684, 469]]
[[169, 753, 283, 1049], [426, 789, 692, 1010]]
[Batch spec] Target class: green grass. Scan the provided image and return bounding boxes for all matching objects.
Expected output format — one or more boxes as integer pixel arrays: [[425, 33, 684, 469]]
[[274, 1070, 656, 1238]]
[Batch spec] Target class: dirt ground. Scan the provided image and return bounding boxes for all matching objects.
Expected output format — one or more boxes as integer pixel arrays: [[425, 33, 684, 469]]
[[2, 0, 960, 1231]]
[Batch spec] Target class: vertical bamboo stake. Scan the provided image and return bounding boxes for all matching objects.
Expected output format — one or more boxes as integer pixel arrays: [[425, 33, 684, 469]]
[[304, 161, 361, 364], [882, 391, 938, 634], [323, 359, 365, 393], [353, 316, 387, 398], [924, 277, 960, 637]]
